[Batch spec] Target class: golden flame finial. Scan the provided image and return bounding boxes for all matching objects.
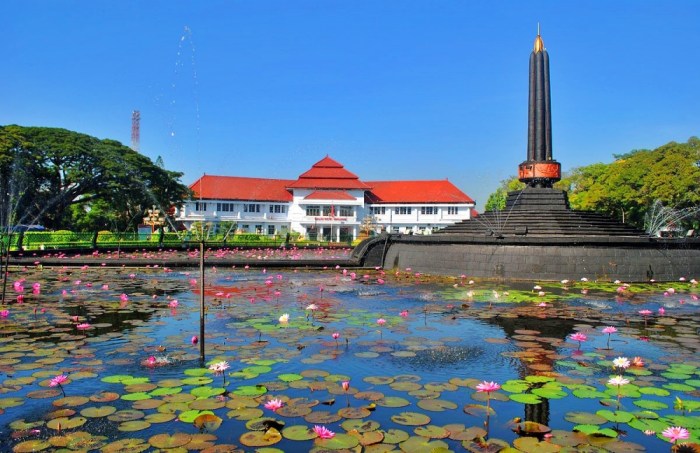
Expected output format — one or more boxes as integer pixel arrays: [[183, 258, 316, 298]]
[[533, 23, 544, 53]]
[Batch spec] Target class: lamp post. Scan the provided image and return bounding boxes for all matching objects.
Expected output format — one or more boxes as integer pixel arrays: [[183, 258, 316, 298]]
[[143, 206, 165, 233]]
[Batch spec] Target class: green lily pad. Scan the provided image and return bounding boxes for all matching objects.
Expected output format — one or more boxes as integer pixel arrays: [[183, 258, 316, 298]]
[[282, 425, 317, 441], [391, 412, 431, 426], [304, 410, 342, 424], [233, 385, 267, 397], [638, 387, 670, 397], [240, 428, 283, 447], [80, 406, 117, 418], [377, 396, 411, 408], [0, 397, 24, 408], [338, 407, 371, 419], [11, 440, 51, 452], [596, 409, 634, 423], [314, 432, 360, 449], [416, 399, 458, 412], [121, 392, 152, 401], [632, 399, 668, 410], [513, 436, 563, 452], [117, 420, 152, 432], [342, 419, 381, 432], [573, 424, 618, 437], [564, 411, 607, 425], [191, 386, 225, 398], [277, 373, 303, 382], [509, 393, 542, 404], [46, 416, 87, 430], [149, 432, 192, 449], [398, 436, 449, 453], [414, 425, 449, 439]]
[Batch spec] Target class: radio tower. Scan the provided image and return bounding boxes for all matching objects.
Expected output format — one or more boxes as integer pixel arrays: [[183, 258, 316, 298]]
[[131, 110, 140, 152]]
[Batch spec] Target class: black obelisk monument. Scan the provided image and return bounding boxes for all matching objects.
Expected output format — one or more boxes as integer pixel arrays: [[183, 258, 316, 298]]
[[518, 28, 561, 188]]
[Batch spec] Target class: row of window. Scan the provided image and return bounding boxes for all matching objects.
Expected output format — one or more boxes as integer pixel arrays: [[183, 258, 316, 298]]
[[193, 203, 460, 216], [371, 206, 460, 215], [193, 202, 287, 214], [305, 206, 354, 217]]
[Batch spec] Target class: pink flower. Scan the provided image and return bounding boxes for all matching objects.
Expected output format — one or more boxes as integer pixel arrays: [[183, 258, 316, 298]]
[[332, 332, 340, 340], [475, 381, 501, 393], [602, 326, 617, 334], [120, 294, 129, 302], [168, 300, 179, 308], [209, 361, 230, 376], [399, 310, 409, 317], [313, 425, 335, 439], [638, 309, 652, 316], [76, 323, 91, 330], [191, 335, 198, 345], [376, 318, 386, 326], [658, 307, 665, 315], [264, 398, 284, 412], [631, 356, 644, 367], [341, 381, 350, 392], [49, 374, 68, 387], [661, 426, 690, 444], [569, 332, 587, 343], [0, 310, 9, 318]]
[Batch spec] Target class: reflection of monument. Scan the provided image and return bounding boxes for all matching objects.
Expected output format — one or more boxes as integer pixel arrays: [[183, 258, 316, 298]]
[[354, 29, 700, 281]]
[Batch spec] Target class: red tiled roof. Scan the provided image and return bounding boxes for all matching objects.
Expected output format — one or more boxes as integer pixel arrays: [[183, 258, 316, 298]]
[[287, 155, 372, 190], [365, 180, 475, 204], [189, 175, 293, 202], [304, 190, 357, 201]]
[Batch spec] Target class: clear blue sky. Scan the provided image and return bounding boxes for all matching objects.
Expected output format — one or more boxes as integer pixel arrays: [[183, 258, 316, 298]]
[[3, 1, 699, 210]]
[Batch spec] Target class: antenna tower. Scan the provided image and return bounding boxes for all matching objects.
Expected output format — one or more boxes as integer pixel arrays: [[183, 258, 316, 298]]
[[131, 110, 140, 152]]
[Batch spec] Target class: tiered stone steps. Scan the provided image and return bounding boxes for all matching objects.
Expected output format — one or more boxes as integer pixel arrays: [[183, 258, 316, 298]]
[[438, 188, 647, 238]]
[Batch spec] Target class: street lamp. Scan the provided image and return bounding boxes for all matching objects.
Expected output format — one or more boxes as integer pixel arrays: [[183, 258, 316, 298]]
[[143, 206, 165, 233]]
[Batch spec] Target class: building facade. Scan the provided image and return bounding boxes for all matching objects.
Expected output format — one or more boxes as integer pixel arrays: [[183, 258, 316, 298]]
[[177, 156, 475, 241]]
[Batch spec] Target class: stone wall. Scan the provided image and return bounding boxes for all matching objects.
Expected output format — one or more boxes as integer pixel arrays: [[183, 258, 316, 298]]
[[371, 236, 700, 282]]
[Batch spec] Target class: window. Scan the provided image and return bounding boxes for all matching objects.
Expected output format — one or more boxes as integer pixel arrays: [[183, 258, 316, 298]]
[[269, 205, 286, 213], [267, 225, 276, 235], [370, 206, 385, 215], [244, 204, 260, 213], [217, 202, 234, 212], [395, 207, 412, 215], [255, 225, 263, 234], [339, 206, 353, 217], [421, 206, 436, 215], [448, 206, 459, 215], [306, 206, 320, 216], [322, 206, 333, 216], [195, 202, 207, 211]]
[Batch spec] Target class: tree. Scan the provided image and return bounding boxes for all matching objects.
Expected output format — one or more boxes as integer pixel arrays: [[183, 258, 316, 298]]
[[483, 137, 700, 229], [484, 178, 525, 212], [0, 125, 191, 231]]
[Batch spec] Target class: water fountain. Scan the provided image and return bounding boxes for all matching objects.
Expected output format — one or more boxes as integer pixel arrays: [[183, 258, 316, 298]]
[[355, 30, 699, 282]]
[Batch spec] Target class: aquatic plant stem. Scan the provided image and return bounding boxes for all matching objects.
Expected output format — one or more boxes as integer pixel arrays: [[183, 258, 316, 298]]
[[199, 240, 205, 364]]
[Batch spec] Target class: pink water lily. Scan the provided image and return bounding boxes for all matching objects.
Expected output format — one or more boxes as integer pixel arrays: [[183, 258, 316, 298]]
[[569, 332, 587, 350], [264, 398, 284, 412], [49, 374, 68, 397], [376, 318, 386, 326], [476, 381, 501, 393], [661, 426, 690, 444], [313, 425, 335, 439]]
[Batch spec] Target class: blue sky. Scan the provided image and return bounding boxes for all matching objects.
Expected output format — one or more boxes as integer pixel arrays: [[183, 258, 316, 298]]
[[3, 1, 699, 209]]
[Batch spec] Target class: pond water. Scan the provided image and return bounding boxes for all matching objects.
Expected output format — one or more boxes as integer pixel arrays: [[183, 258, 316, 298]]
[[0, 265, 698, 452]]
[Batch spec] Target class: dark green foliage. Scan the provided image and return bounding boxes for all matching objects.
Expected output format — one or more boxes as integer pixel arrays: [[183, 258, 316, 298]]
[[0, 125, 191, 231], [485, 137, 700, 229]]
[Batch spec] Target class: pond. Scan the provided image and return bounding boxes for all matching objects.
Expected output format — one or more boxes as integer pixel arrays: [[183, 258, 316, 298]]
[[0, 265, 698, 452]]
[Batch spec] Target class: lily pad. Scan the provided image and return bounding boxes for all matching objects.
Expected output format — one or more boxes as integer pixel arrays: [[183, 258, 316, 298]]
[[282, 425, 317, 441], [149, 432, 192, 449], [398, 436, 449, 453], [314, 432, 360, 450], [391, 412, 431, 426], [239, 428, 283, 447]]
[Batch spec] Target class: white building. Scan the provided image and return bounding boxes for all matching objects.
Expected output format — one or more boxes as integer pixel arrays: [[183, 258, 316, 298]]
[[177, 156, 475, 241]]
